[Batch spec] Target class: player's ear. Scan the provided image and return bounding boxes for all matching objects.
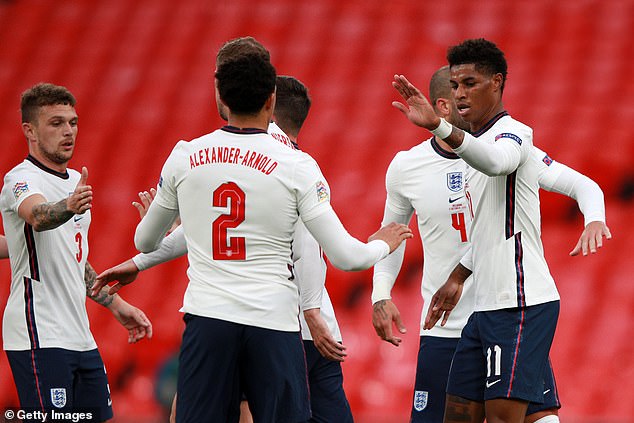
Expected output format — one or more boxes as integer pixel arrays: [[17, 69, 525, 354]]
[[491, 73, 503, 92], [265, 90, 276, 114], [22, 122, 36, 142], [435, 98, 450, 116]]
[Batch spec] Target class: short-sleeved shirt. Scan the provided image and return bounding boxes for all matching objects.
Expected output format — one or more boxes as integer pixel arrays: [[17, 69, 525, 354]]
[[1, 156, 95, 351], [154, 127, 332, 332]]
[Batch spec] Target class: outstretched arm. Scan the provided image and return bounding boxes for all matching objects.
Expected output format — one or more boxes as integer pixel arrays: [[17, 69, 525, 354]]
[[85, 261, 153, 343], [537, 153, 611, 256]]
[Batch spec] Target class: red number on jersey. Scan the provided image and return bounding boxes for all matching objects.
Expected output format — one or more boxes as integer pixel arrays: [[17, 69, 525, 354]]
[[212, 182, 246, 260], [75, 232, 83, 262], [451, 212, 468, 243]]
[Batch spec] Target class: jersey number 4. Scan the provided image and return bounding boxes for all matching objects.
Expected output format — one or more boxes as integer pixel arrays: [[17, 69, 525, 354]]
[[451, 212, 468, 242], [212, 182, 246, 260]]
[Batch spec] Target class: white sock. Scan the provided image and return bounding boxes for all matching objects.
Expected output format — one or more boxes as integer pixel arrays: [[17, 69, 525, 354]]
[[532, 416, 560, 423]]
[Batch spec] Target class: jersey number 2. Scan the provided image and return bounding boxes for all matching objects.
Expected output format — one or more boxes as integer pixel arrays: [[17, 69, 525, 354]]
[[212, 182, 246, 260]]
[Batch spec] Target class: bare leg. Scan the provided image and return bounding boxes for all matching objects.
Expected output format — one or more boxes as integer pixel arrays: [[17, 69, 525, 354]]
[[239, 400, 254, 423], [443, 394, 485, 423], [485, 398, 529, 423], [524, 408, 559, 423]]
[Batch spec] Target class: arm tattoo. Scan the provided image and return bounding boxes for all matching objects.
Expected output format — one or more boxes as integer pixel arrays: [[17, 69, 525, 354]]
[[373, 300, 389, 320], [31, 198, 73, 231], [85, 262, 115, 307]]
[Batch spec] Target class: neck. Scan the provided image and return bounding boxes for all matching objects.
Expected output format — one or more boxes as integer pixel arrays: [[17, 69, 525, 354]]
[[29, 151, 67, 173], [434, 135, 453, 151], [227, 112, 270, 131], [470, 101, 505, 133]]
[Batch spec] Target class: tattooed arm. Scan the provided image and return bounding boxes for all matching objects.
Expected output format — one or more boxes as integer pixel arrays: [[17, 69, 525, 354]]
[[86, 261, 153, 343], [17, 168, 92, 232]]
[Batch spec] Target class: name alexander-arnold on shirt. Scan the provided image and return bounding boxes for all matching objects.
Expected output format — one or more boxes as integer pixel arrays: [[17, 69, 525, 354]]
[[189, 146, 278, 175]]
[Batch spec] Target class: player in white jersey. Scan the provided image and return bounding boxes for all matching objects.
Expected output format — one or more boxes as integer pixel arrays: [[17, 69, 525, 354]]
[[390, 39, 610, 422], [93, 75, 354, 423], [0, 83, 152, 422], [131, 53, 410, 423], [372, 66, 610, 423]]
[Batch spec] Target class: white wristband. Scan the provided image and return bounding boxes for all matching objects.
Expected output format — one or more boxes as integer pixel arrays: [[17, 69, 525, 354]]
[[430, 118, 453, 139]]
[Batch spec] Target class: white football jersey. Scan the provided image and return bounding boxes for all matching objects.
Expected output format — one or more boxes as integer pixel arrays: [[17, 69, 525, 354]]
[[1, 156, 96, 351], [153, 126, 332, 332], [456, 113, 560, 311], [384, 138, 475, 337]]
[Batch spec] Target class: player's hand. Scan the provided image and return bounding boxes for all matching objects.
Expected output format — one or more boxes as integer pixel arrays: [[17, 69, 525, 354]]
[[108, 296, 153, 343], [570, 221, 612, 256], [392, 74, 440, 130], [369, 222, 413, 253], [67, 167, 92, 214], [132, 188, 157, 219], [304, 309, 347, 362], [92, 259, 140, 297], [424, 280, 463, 330], [372, 299, 406, 346]]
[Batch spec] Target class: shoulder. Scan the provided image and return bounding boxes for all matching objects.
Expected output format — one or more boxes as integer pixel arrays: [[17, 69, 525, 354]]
[[492, 116, 533, 145]]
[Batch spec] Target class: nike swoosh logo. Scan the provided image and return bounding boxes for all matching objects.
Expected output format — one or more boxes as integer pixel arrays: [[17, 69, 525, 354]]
[[486, 379, 501, 388], [449, 196, 464, 203], [73, 215, 83, 222], [543, 389, 551, 395]]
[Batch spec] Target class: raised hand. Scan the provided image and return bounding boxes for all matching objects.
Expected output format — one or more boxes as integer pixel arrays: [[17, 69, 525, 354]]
[[392, 74, 440, 130], [372, 299, 406, 346], [368, 222, 413, 253], [569, 221, 612, 256], [132, 188, 157, 219], [67, 166, 92, 214]]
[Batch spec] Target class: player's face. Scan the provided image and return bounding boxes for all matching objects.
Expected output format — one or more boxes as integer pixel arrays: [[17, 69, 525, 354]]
[[450, 64, 502, 132], [25, 104, 78, 167]]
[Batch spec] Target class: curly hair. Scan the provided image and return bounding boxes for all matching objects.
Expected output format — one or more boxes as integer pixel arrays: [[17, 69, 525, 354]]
[[447, 38, 508, 92], [216, 36, 270, 68], [215, 53, 276, 115], [21, 83, 76, 123]]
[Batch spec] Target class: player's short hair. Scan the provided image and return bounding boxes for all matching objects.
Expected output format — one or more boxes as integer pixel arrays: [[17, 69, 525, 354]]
[[429, 66, 451, 108], [215, 53, 276, 115], [274, 76, 311, 137], [21, 83, 76, 123], [447, 38, 508, 92], [216, 36, 270, 68]]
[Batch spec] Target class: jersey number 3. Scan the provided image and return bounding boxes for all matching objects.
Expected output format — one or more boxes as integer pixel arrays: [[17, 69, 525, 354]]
[[212, 182, 246, 260]]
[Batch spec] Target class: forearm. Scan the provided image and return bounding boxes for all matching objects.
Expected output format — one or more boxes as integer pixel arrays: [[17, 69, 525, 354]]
[[85, 262, 116, 307], [372, 206, 411, 303], [132, 225, 187, 270], [448, 263, 472, 285], [134, 201, 179, 253], [30, 198, 74, 231], [453, 133, 521, 176], [303, 209, 389, 271]]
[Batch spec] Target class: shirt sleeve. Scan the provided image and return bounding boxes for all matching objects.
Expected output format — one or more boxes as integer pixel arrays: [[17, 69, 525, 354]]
[[459, 245, 473, 271], [3, 167, 45, 212], [453, 130, 530, 176], [132, 225, 187, 270], [303, 208, 390, 272], [371, 157, 414, 304], [535, 148, 606, 225], [292, 221, 326, 311]]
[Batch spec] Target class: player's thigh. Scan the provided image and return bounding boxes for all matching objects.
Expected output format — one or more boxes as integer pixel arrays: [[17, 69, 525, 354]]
[[73, 349, 113, 422], [526, 357, 561, 417], [303, 341, 352, 423], [411, 336, 460, 423], [176, 314, 242, 423], [7, 348, 78, 411], [479, 301, 559, 404], [242, 326, 310, 423], [447, 314, 486, 403]]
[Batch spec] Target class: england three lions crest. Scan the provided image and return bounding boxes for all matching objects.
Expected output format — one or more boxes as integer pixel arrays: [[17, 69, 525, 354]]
[[51, 387, 67, 408], [414, 390, 428, 411], [447, 172, 463, 192]]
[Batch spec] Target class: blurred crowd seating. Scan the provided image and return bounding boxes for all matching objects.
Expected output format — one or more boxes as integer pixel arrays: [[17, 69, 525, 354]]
[[0, 0, 632, 421]]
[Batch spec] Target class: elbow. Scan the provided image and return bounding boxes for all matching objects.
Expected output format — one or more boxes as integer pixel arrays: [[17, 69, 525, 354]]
[[134, 231, 159, 254]]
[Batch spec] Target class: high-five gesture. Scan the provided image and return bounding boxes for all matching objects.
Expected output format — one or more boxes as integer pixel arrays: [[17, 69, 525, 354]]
[[392, 75, 440, 130], [67, 166, 92, 214]]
